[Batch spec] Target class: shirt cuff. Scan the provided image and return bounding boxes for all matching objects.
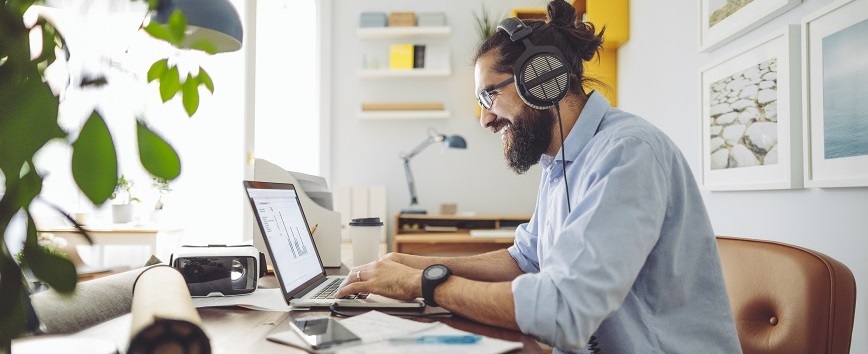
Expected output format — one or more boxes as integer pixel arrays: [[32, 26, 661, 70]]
[[511, 272, 557, 339], [508, 245, 538, 273]]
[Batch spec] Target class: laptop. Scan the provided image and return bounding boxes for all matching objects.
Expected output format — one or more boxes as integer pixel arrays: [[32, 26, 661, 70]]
[[243, 180, 424, 309]]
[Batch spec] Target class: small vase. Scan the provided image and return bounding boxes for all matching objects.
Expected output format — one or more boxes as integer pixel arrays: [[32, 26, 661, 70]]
[[112, 204, 133, 223]]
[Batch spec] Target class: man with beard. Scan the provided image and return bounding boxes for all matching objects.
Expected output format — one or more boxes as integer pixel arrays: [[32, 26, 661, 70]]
[[337, 1, 741, 352]]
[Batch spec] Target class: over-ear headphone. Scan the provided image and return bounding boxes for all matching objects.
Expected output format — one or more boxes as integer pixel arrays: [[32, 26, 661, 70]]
[[497, 17, 571, 110]]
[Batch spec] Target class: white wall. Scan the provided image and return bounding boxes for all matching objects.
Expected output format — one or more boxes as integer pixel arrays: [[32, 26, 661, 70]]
[[254, 0, 319, 176], [329, 0, 547, 236], [619, 0, 868, 352]]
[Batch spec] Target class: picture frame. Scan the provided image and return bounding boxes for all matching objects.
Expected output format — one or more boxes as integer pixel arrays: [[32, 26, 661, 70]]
[[700, 0, 801, 52], [802, 0, 868, 187], [700, 25, 802, 191]]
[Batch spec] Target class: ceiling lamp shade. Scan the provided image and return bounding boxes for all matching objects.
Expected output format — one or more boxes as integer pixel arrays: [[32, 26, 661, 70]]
[[153, 0, 243, 53]]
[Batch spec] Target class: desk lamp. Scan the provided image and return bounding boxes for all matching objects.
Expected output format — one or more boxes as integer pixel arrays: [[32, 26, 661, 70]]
[[400, 129, 467, 215], [152, 0, 243, 53]]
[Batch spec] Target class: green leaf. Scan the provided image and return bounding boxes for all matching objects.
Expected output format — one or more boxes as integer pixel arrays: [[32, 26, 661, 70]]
[[190, 40, 218, 55], [197, 67, 214, 93], [137, 121, 181, 180], [147, 58, 168, 83], [0, 77, 64, 176], [159, 65, 180, 102], [7, 0, 38, 16], [0, 254, 26, 347], [16, 163, 42, 210], [147, 0, 160, 10], [0, 250, 24, 318], [23, 213, 76, 293], [181, 74, 199, 116], [144, 22, 175, 45], [71, 111, 118, 205], [167, 10, 187, 45]]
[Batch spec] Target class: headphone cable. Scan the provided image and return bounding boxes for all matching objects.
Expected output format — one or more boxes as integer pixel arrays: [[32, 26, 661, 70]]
[[554, 102, 571, 213]]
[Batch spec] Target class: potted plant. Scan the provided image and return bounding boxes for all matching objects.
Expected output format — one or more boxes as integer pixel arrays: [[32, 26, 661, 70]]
[[111, 174, 140, 224], [0, 1, 229, 350], [150, 177, 172, 223], [472, 3, 501, 41]]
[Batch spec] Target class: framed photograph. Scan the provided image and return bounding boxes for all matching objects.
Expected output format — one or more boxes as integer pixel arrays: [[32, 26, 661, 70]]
[[700, 0, 801, 52], [802, 0, 868, 187], [700, 26, 802, 191]]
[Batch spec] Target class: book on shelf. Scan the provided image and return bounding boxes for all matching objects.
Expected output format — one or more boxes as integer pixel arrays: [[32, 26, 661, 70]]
[[423, 46, 450, 70], [389, 44, 414, 69], [417, 12, 446, 27], [413, 45, 425, 68], [423, 225, 459, 232], [388, 12, 416, 27], [469, 228, 517, 238], [359, 12, 387, 28]]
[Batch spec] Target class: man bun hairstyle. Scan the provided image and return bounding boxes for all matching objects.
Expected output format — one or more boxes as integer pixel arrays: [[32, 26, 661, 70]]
[[473, 0, 606, 95]]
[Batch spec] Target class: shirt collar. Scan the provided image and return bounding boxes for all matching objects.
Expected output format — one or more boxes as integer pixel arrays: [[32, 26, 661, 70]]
[[551, 91, 610, 163]]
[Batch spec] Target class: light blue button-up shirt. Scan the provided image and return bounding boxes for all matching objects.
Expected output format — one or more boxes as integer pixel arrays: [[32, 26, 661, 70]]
[[509, 92, 742, 353]]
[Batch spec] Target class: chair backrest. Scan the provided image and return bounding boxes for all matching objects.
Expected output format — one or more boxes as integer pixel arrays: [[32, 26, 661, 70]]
[[716, 236, 856, 354]]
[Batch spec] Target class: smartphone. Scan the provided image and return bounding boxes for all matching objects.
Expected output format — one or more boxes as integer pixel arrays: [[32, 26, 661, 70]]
[[288, 317, 361, 349]]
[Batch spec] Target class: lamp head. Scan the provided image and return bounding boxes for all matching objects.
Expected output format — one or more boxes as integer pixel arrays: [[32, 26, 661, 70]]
[[153, 0, 243, 53], [443, 135, 467, 149]]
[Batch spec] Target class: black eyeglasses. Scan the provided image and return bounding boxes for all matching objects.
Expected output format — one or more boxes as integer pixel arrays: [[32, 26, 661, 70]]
[[476, 77, 515, 110]]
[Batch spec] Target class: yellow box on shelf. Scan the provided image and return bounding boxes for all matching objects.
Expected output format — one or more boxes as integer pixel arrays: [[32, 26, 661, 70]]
[[389, 44, 415, 70]]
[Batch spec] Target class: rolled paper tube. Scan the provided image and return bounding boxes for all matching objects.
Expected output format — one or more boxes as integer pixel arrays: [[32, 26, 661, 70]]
[[128, 265, 211, 354], [31, 267, 148, 334]]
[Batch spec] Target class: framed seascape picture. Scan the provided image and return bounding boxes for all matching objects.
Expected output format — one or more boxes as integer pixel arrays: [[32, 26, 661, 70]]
[[802, 0, 868, 187], [700, 0, 801, 52], [700, 26, 802, 191]]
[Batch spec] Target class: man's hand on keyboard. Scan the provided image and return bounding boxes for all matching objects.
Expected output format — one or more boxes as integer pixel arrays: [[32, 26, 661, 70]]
[[336, 259, 423, 301]]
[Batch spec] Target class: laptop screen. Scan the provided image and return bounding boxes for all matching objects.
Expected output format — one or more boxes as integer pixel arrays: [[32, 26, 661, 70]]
[[244, 181, 325, 297]]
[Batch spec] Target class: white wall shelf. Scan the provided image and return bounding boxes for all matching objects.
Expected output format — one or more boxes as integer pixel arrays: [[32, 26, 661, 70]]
[[358, 110, 450, 120], [358, 68, 451, 78], [357, 26, 451, 39]]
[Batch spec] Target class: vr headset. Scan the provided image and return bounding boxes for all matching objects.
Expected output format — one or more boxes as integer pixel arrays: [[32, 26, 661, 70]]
[[170, 245, 267, 297]]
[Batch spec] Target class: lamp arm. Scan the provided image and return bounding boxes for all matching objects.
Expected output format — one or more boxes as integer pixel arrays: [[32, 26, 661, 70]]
[[402, 158, 419, 206], [400, 134, 443, 160]]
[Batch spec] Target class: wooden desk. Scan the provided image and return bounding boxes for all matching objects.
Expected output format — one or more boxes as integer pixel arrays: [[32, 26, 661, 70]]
[[70, 268, 544, 353]]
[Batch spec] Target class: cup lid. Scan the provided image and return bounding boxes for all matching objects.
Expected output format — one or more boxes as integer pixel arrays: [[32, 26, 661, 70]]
[[349, 217, 383, 226]]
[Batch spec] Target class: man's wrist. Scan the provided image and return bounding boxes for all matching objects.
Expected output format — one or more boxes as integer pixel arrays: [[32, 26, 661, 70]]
[[411, 271, 423, 298], [403, 254, 442, 270]]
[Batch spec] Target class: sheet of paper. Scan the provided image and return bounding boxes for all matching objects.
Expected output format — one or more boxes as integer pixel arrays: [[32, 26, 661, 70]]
[[266, 311, 440, 353], [338, 310, 439, 343], [334, 322, 523, 354], [191, 287, 306, 311]]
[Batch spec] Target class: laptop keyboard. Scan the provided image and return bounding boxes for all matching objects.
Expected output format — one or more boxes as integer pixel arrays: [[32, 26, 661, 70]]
[[312, 278, 370, 300]]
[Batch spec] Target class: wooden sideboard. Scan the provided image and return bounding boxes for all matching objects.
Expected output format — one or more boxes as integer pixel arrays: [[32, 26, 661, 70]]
[[393, 214, 530, 256]]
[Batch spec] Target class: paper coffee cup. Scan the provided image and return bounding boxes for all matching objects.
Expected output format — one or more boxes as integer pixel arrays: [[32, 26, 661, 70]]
[[349, 217, 383, 267]]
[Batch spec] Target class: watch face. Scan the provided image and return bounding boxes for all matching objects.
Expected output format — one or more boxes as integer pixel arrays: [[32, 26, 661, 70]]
[[425, 266, 446, 279]]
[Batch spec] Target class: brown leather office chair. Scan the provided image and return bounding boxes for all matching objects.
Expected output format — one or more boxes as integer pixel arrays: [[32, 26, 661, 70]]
[[716, 236, 856, 354]]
